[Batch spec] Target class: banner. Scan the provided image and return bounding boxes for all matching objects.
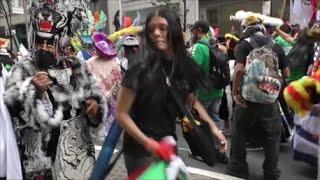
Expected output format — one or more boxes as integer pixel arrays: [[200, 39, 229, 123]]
[[11, 0, 24, 14]]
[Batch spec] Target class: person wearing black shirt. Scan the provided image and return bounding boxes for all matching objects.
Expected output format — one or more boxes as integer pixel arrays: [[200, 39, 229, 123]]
[[116, 8, 227, 174], [226, 16, 290, 180]]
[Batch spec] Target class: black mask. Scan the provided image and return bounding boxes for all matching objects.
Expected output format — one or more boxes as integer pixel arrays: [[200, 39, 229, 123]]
[[35, 50, 56, 70]]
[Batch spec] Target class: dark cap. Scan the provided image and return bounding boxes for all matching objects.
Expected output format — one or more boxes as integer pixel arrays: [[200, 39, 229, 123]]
[[191, 20, 210, 33]]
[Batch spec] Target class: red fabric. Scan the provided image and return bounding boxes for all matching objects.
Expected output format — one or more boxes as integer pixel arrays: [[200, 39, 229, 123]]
[[39, 20, 53, 32], [34, 176, 44, 180], [156, 140, 175, 161], [311, 0, 318, 20], [311, 60, 320, 77], [127, 164, 149, 180], [286, 85, 309, 111], [143, 138, 175, 161]]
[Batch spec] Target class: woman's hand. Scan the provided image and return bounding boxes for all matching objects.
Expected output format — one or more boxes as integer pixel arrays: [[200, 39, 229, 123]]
[[143, 138, 160, 155], [188, 94, 228, 152], [143, 137, 176, 161], [211, 126, 228, 152]]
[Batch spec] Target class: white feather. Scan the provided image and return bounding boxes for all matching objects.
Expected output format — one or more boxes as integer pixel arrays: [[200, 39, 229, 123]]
[[48, 106, 63, 127], [262, 16, 283, 26], [230, 10, 283, 27], [36, 100, 63, 127], [36, 99, 50, 124]]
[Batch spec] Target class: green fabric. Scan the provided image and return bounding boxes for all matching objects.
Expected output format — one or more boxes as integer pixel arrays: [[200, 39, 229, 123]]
[[138, 161, 168, 180], [274, 36, 296, 55], [286, 67, 307, 83], [191, 37, 223, 100], [286, 55, 310, 83]]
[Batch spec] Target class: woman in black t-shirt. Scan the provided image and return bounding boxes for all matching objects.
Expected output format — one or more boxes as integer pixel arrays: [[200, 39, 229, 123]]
[[116, 8, 227, 174]]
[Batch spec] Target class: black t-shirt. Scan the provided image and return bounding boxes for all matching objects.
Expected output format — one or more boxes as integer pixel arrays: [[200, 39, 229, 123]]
[[122, 59, 195, 155], [235, 35, 289, 70]]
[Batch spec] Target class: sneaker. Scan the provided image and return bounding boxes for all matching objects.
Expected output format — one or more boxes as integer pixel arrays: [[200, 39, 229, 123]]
[[246, 143, 263, 151], [217, 152, 229, 164]]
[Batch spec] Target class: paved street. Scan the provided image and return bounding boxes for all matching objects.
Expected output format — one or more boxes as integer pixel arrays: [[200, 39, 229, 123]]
[[96, 124, 317, 180]]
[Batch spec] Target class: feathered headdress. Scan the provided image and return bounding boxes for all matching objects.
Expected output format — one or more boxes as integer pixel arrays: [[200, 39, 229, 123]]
[[29, 0, 91, 53], [230, 10, 283, 27]]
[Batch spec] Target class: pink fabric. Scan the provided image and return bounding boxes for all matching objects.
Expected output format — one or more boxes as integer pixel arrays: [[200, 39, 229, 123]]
[[87, 56, 122, 96], [87, 56, 122, 137]]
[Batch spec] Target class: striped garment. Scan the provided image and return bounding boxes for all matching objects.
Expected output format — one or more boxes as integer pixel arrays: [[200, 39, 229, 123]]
[[293, 105, 320, 167]]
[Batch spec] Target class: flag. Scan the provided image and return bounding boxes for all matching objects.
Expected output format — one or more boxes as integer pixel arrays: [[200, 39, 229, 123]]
[[96, 10, 107, 30]]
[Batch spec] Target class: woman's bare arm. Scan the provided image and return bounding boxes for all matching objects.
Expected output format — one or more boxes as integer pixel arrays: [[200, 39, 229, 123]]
[[116, 87, 150, 146]]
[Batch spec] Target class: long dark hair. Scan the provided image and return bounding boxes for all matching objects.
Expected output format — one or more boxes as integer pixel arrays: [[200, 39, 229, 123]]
[[287, 28, 314, 70], [129, 8, 205, 102]]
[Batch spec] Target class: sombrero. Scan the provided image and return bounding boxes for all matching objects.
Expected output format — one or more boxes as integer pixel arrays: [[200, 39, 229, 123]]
[[92, 31, 117, 59]]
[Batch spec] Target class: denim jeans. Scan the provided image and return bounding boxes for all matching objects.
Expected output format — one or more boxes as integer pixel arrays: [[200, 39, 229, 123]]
[[227, 102, 281, 180], [201, 98, 224, 129]]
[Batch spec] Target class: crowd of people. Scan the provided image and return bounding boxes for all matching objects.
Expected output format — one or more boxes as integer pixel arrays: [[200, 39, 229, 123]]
[[0, 1, 319, 180]]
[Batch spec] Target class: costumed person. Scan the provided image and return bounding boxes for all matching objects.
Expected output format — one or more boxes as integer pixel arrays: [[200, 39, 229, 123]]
[[116, 8, 227, 175], [283, 19, 320, 174], [283, 63, 320, 173], [0, 38, 22, 180], [87, 31, 122, 139], [282, 20, 319, 128], [75, 9, 108, 62], [72, 36, 93, 61], [86, 31, 122, 179], [4, 3, 107, 179], [116, 35, 140, 72]]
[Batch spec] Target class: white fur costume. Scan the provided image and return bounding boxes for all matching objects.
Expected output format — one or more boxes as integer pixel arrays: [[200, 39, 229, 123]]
[[4, 57, 107, 179]]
